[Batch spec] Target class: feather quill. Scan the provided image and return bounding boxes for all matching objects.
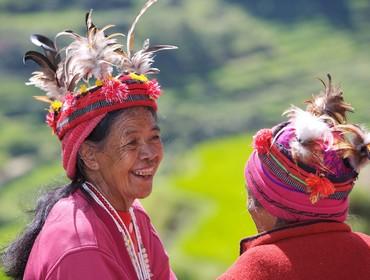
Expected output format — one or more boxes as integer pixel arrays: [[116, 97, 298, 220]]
[[127, 0, 158, 57], [122, 0, 177, 75], [30, 34, 60, 68], [125, 39, 177, 74], [24, 35, 65, 101], [306, 74, 353, 124]]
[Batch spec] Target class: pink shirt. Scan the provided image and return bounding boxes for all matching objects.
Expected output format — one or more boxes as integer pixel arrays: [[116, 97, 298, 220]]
[[24, 189, 177, 280]]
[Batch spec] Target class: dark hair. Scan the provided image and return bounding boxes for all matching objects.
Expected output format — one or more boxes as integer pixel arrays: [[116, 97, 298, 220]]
[[1, 108, 136, 279]]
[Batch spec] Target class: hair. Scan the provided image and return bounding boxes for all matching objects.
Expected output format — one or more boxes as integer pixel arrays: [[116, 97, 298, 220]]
[[1, 107, 156, 279]]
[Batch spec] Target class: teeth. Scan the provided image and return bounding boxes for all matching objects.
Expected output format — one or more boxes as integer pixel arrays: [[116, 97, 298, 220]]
[[133, 167, 154, 176]]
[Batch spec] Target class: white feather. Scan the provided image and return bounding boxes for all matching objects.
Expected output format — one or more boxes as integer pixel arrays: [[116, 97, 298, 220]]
[[58, 26, 123, 84], [285, 106, 333, 148], [26, 71, 66, 100]]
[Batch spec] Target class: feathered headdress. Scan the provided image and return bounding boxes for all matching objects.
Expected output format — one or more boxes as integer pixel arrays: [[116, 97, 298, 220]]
[[24, 0, 177, 138], [252, 74, 368, 205]]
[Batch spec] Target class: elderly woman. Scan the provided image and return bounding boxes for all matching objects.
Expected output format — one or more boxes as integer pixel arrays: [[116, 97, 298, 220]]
[[219, 75, 370, 280], [2, 1, 177, 279]]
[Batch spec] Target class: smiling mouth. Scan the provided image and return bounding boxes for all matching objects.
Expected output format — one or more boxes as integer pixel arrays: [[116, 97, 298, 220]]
[[132, 167, 155, 178]]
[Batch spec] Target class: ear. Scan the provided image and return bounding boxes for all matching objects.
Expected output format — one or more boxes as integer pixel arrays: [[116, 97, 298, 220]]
[[79, 141, 100, 171]]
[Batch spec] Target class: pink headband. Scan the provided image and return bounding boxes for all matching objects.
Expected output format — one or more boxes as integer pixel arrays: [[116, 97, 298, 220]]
[[245, 151, 349, 222]]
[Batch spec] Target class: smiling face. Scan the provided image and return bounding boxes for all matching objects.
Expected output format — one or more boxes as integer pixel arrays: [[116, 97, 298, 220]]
[[81, 107, 163, 211]]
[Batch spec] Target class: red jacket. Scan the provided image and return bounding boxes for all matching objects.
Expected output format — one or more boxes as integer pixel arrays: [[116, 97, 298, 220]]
[[218, 221, 370, 280]]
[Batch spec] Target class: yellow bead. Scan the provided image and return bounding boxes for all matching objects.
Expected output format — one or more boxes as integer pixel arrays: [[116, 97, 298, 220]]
[[50, 100, 63, 111], [79, 84, 88, 93], [95, 79, 104, 87], [129, 73, 148, 82]]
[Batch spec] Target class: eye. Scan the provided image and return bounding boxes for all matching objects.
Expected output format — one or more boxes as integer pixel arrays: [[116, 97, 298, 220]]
[[151, 134, 161, 142], [123, 139, 138, 148]]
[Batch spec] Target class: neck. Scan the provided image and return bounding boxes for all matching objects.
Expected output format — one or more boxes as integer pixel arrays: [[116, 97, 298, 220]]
[[85, 178, 133, 211]]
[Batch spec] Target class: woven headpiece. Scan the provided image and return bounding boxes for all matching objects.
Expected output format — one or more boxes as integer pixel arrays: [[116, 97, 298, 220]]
[[25, 0, 176, 179], [245, 74, 370, 222]]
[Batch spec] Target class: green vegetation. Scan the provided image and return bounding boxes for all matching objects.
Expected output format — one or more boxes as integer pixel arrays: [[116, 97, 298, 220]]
[[1, 0, 370, 279]]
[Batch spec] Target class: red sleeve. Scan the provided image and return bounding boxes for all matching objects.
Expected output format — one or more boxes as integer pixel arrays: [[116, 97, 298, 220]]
[[46, 247, 128, 280]]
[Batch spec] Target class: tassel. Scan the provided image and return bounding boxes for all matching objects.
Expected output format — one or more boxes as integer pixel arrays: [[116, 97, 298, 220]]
[[305, 174, 335, 204]]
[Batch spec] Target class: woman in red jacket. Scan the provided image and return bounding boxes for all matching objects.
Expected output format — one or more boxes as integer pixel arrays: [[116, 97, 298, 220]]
[[219, 75, 370, 280]]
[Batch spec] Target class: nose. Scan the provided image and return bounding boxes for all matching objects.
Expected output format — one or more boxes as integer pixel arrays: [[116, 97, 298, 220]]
[[139, 143, 159, 161]]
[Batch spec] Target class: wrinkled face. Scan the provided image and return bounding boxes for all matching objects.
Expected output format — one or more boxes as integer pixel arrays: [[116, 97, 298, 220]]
[[86, 107, 163, 210], [246, 187, 277, 233]]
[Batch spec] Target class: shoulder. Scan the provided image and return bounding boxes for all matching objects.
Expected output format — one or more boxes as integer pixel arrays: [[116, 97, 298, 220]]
[[26, 189, 116, 277], [353, 231, 370, 243], [218, 246, 292, 280], [37, 189, 104, 247], [240, 245, 291, 268]]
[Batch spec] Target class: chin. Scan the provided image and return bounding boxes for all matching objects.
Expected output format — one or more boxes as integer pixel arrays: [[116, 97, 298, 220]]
[[136, 184, 153, 199]]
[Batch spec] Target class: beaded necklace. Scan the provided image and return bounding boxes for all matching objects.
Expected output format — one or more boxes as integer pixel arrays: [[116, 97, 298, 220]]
[[82, 182, 152, 280]]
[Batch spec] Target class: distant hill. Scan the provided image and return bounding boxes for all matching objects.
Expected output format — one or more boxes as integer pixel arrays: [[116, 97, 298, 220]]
[[1, 0, 369, 166]]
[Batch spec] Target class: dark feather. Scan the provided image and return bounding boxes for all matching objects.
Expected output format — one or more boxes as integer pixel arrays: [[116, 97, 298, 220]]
[[24, 51, 57, 72], [30, 34, 60, 67], [144, 44, 178, 53], [305, 74, 353, 124], [68, 74, 81, 92], [30, 34, 56, 52], [85, 10, 96, 31], [334, 124, 370, 171]]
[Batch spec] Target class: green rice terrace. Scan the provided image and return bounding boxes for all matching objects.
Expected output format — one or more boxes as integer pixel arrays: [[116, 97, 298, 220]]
[[0, 0, 370, 279]]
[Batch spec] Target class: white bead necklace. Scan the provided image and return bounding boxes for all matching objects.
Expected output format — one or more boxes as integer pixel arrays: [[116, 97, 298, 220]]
[[82, 182, 152, 280]]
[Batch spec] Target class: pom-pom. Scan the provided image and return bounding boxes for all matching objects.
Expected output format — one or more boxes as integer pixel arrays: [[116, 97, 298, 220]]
[[253, 129, 273, 154], [63, 93, 75, 107], [147, 79, 161, 100], [101, 78, 129, 102], [305, 174, 335, 204]]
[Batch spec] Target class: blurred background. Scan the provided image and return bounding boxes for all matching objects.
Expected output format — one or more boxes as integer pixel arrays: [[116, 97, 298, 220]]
[[0, 0, 369, 279]]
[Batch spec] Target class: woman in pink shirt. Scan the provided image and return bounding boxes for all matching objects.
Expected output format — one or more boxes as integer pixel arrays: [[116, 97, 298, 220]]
[[2, 1, 177, 279]]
